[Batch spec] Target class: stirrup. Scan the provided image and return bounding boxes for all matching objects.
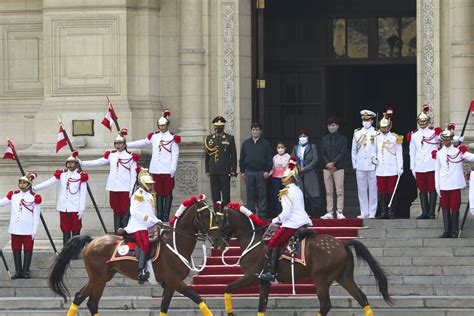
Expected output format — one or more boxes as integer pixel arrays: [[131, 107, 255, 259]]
[[256, 270, 275, 282], [138, 270, 150, 284]]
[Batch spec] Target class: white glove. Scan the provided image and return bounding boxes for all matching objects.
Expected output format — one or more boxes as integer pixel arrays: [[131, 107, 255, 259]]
[[436, 188, 441, 198], [412, 170, 416, 178], [272, 217, 281, 224], [31, 234, 35, 241], [170, 173, 175, 178], [470, 208, 474, 216], [371, 156, 379, 165], [459, 136, 465, 143], [398, 169, 404, 176], [78, 212, 83, 220]]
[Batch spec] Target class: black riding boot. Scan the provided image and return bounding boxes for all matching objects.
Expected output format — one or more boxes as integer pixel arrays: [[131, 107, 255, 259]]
[[451, 212, 460, 238], [258, 248, 279, 282], [376, 194, 387, 219], [417, 192, 429, 219], [11, 252, 23, 279], [136, 247, 149, 284], [156, 196, 164, 220], [388, 194, 397, 219], [113, 214, 122, 234], [72, 232, 80, 259], [440, 209, 452, 238], [121, 213, 130, 228], [22, 252, 32, 279], [162, 195, 173, 222], [62, 232, 71, 247], [428, 192, 437, 219]]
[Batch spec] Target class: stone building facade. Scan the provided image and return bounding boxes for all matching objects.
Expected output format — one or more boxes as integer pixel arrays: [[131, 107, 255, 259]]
[[0, 0, 473, 227]]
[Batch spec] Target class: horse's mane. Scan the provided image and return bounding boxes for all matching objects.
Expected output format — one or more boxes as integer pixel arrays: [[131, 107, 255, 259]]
[[169, 194, 206, 226]]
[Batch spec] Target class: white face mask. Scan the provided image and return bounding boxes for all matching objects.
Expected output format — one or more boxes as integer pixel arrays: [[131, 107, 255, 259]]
[[362, 121, 372, 129], [277, 148, 285, 155], [299, 137, 308, 145]]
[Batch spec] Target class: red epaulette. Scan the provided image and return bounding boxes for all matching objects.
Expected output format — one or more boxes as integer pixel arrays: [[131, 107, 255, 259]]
[[80, 172, 89, 182], [406, 129, 417, 142], [6, 191, 15, 200], [132, 153, 140, 162], [434, 127, 442, 136], [104, 151, 111, 159], [54, 169, 65, 179], [147, 131, 160, 140], [459, 145, 468, 154], [34, 194, 42, 204], [431, 149, 438, 159], [173, 134, 181, 144]]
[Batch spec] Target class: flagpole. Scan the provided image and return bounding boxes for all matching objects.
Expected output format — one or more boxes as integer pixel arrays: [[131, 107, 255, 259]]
[[57, 119, 108, 234], [6, 138, 57, 254], [106, 96, 121, 132]]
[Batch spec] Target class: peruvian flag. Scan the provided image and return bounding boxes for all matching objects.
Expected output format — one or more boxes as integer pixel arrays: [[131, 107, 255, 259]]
[[3, 139, 16, 160], [101, 99, 118, 131], [56, 125, 68, 153]]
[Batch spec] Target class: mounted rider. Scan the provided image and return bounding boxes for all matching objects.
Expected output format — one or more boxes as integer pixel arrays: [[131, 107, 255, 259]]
[[258, 156, 312, 282], [124, 168, 161, 284]]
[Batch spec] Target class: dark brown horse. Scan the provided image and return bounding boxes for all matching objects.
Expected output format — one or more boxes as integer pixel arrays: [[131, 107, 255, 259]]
[[49, 199, 221, 316], [213, 206, 393, 316]]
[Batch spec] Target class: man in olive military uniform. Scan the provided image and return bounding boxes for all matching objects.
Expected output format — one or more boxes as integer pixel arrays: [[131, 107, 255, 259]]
[[204, 116, 237, 206]]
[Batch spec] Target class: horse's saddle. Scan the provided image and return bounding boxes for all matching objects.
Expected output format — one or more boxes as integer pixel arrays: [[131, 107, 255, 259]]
[[107, 239, 161, 263], [263, 224, 315, 266], [108, 223, 170, 263]]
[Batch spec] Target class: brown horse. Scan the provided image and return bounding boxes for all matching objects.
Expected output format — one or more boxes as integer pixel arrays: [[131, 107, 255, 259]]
[[49, 199, 221, 316], [213, 206, 393, 316]]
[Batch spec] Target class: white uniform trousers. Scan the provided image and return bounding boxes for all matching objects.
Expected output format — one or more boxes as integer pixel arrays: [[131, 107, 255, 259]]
[[356, 170, 378, 217]]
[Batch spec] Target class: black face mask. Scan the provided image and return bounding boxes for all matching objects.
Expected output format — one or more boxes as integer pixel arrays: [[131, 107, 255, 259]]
[[215, 127, 224, 134]]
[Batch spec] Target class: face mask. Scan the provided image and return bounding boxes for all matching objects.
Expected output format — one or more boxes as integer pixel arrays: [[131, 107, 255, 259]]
[[299, 137, 308, 145], [328, 126, 338, 133], [362, 121, 372, 129], [277, 148, 285, 155], [251, 130, 261, 138], [215, 127, 224, 134]]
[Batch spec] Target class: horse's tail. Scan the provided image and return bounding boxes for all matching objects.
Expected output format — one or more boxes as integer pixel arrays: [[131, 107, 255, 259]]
[[48, 235, 93, 302], [345, 239, 393, 305]]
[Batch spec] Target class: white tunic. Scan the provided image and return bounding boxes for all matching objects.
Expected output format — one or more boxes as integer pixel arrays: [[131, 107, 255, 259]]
[[127, 131, 179, 175], [352, 126, 377, 171], [124, 188, 160, 234], [33, 169, 88, 216], [435, 145, 471, 191], [80, 150, 137, 195], [375, 132, 403, 177], [409, 127, 440, 173], [0, 190, 41, 236], [273, 183, 312, 229]]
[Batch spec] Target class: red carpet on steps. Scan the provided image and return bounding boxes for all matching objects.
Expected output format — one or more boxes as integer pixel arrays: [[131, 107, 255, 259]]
[[190, 218, 363, 297]]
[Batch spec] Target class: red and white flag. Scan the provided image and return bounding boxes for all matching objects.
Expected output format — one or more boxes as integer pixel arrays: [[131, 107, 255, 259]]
[[3, 140, 16, 160], [56, 125, 68, 153], [101, 100, 118, 131]]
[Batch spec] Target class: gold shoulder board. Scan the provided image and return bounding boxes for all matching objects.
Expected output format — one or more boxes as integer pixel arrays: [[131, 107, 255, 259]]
[[396, 134, 404, 145], [134, 192, 144, 202]]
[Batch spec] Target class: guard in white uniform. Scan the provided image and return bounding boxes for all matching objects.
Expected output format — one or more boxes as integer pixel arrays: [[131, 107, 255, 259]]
[[352, 110, 378, 219], [258, 157, 312, 282], [127, 109, 180, 221], [374, 110, 403, 219], [434, 125, 471, 238], [0, 172, 41, 279], [124, 168, 161, 284], [33, 151, 88, 246], [80, 129, 139, 233], [408, 105, 442, 219]]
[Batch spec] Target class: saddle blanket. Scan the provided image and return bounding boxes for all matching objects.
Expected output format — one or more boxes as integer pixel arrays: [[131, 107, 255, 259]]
[[280, 238, 307, 266], [106, 240, 161, 263]]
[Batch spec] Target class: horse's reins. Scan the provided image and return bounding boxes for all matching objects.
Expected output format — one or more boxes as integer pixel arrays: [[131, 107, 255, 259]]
[[221, 213, 269, 267], [168, 201, 219, 272]]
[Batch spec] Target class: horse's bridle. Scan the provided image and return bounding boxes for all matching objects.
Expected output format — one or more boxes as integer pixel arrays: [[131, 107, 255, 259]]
[[195, 201, 223, 246]]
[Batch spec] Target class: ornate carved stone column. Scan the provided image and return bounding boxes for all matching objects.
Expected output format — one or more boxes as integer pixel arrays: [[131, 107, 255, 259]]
[[179, 0, 207, 140]]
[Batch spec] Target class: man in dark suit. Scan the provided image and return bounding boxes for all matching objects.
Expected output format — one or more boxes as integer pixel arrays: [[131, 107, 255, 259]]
[[204, 116, 237, 206]]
